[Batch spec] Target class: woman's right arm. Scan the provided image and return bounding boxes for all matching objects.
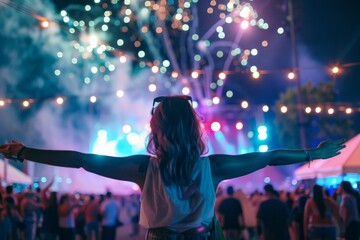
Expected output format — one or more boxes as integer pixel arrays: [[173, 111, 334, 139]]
[[25, 147, 150, 186], [0, 142, 150, 186]]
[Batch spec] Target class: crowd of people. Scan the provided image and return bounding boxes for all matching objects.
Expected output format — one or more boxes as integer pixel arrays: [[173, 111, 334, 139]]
[[1, 180, 359, 240], [215, 182, 360, 240], [0, 181, 141, 240]]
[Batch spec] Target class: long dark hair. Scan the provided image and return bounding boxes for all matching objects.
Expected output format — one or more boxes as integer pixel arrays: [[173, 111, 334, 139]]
[[313, 184, 326, 218], [146, 95, 207, 186]]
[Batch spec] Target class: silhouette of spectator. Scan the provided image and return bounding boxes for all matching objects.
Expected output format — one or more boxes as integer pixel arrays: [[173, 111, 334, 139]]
[[285, 192, 294, 212], [84, 194, 100, 240], [41, 191, 59, 240], [234, 189, 258, 240], [257, 184, 290, 240], [4, 185, 17, 205], [338, 181, 360, 240], [40, 177, 59, 240], [58, 194, 77, 240], [4, 196, 22, 240], [100, 191, 119, 240], [289, 195, 308, 240], [0, 203, 12, 240], [20, 191, 43, 240], [303, 184, 340, 240], [128, 193, 141, 237], [218, 186, 244, 240]]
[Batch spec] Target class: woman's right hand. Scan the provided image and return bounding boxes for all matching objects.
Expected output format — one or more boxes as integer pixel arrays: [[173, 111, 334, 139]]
[[0, 140, 25, 160]]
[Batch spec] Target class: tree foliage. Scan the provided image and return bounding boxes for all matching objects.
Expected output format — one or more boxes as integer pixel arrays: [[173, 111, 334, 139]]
[[274, 81, 355, 148]]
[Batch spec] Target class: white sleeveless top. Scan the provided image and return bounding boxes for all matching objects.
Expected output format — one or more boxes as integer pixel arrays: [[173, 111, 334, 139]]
[[139, 156, 215, 232]]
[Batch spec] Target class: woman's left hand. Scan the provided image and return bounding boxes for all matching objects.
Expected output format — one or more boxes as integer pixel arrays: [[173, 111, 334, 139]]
[[0, 140, 25, 159]]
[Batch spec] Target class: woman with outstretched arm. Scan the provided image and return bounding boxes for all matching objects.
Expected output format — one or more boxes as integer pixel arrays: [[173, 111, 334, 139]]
[[0, 95, 346, 240]]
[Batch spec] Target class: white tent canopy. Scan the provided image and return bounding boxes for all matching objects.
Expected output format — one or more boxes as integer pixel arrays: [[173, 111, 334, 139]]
[[0, 158, 33, 184], [294, 134, 360, 180]]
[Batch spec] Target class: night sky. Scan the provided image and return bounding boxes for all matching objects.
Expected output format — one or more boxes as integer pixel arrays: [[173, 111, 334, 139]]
[[50, 0, 360, 104], [1, 0, 359, 148]]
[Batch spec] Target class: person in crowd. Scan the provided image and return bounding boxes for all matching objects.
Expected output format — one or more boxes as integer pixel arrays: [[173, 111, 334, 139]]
[[285, 192, 294, 213], [128, 193, 141, 237], [234, 189, 258, 240], [0, 203, 12, 240], [217, 186, 244, 240], [99, 191, 119, 240], [4, 196, 22, 240], [0, 95, 346, 240], [250, 190, 263, 210], [40, 177, 59, 240], [84, 195, 100, 240], [338, 181, 360, 240], [257, 184, 290, 240], [214, 187, 226, 221], [34, 186, 44, 240], [58, 194, 77, 240], [4, 185, 17, 205], [303, 184, 340, 240], [75, 195, 87, 240], [42, 191, 59, 240], [289, 195, 308, 240], [20, 191, 43, 240]]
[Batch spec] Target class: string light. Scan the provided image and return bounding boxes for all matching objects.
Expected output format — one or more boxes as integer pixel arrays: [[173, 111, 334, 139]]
[[252, 71, 260, 79], [262, 105, 269, 112], [287, 72, 295, 80], [171, 71, 179, 79], [116, 90, 124, 98], [182, 87, 190, 95], [191, 71, 199, 79], [56, 97, 64, 105], [332, 66, 339, 74], [218, 72, 226, 80], [89, 96, 97, 103], [346, 108, 352, 114], [148, 84, 157, 92], [328, 108, 335, 114], [41, 20, 49, 28], [22, 100, 30, 108], [235, 121, 243, 130], [280, 106, 287, 113], [241, 101, 249, 109], [151, 66, 159, 73], [212, 97, 220, 105], [0, 92, 358, 122]]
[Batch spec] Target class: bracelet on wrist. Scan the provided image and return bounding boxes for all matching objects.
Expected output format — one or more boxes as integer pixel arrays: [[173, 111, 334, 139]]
[[304, 149, 312, 168]]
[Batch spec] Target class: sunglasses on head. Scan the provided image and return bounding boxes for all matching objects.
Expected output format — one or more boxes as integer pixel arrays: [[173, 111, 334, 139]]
[[151, 96, 193, 115]]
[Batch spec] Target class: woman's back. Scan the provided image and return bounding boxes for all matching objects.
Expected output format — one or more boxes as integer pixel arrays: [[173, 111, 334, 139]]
[[140, 156, 215, 232]]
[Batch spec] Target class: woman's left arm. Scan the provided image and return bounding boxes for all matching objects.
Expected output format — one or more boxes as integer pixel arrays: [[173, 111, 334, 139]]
[[210, 139, 346, 185]]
